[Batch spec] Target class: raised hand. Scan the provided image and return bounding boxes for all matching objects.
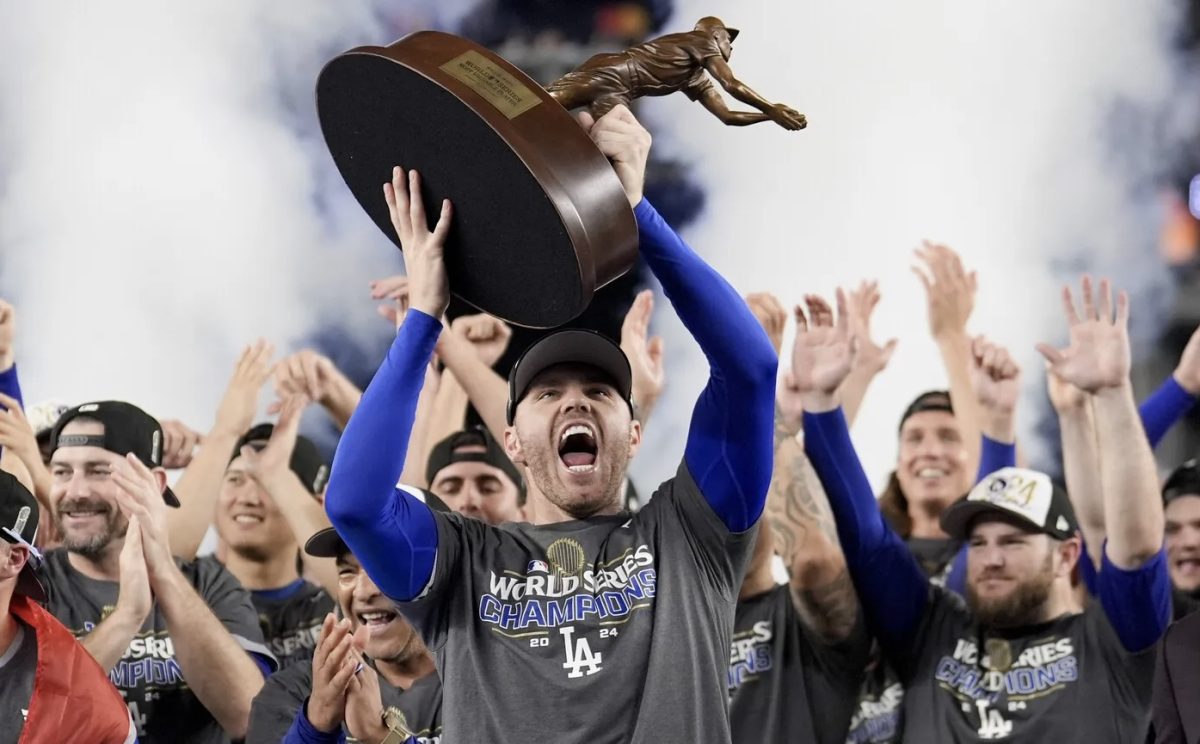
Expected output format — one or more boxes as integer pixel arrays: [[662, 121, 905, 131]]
[[791, 291, 857, 412], [912, 241, 977, 341], [214, 341, 274, 437], [0, 300, 14, 371], [579, 105, 651, 207], [159, 420, 203, 469], [451, 313, 513, 368], [969, 336, 1021, 442], [745, 292, 787, 356], [0, 394, 42, 474], [308, 614, 357, 733], [845, 280, 897, 374], [370, 275, 410, 329], [1036, 276, 1131, 393], [237, 395, 309, 485], [1172, 324, 1200, 395], [272, 349, 337, 411], [620, 290, 665, 421], [383, 167, 452, 319], [1046, 367, 1088, 414]]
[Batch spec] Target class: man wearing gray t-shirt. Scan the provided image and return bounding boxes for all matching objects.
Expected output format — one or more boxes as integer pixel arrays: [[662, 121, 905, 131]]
[[324, 106, 777, 742]]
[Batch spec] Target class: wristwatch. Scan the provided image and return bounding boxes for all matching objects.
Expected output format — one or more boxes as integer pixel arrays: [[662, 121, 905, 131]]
[[379, 707, 412, 744]]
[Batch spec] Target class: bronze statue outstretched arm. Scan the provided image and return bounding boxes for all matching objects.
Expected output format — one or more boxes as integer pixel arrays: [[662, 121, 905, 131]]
[[703, 56, 806, 131]]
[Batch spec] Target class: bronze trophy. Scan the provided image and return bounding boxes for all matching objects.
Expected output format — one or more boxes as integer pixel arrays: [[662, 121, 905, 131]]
[[318, 17, 804, 328]]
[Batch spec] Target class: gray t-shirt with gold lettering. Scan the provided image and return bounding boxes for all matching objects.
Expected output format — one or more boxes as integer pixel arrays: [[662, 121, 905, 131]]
[[402, 461, 756, 743]]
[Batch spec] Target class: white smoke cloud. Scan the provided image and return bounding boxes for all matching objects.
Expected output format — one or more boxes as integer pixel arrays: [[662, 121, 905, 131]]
[[629, 0, 1187, 491], [0, 2, 466, 429]]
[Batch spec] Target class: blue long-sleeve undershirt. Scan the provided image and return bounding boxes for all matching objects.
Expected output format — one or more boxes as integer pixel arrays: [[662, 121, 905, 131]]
[[635, 200, 776, 532], [282, 702, 346, 744], [1139, 374, 1196, 448], [803, 407, 927, 647], [0, 364, 23, 460], [323, 311, 441, 602]]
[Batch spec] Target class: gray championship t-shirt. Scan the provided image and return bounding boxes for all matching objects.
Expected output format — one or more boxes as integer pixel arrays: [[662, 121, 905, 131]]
[[40, 549, 274, 744], [846, 644, 904, 744], [402, 461, 756, 743], [247, 659, 443, 744], [729, 584, 867, 744], [0, 619, 37, 742], [894, 587, 1156, 742]]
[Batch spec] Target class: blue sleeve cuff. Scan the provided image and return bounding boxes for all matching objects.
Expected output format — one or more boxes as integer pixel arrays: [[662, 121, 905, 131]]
[[976, 435, 1016, 484], [1096, 545, 1172, 652], [1140, 375, 1197, 448], [284, 700, 346, 744], [0, 363, 23, 409], [251, 652, 274, 679]]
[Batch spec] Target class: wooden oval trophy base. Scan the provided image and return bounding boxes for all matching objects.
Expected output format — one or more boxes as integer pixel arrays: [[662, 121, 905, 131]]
[[317, 31, 639, 329]]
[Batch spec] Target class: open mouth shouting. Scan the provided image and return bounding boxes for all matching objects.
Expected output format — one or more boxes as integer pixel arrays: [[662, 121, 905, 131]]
[[558, 422, 599, 475]]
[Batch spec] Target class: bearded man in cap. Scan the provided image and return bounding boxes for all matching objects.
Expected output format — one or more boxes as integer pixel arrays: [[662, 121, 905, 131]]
[[795, 279, 1171, 743], [41, 400, 275, 743], [547, 16, 806, 130], [324, 104, 777, 742]]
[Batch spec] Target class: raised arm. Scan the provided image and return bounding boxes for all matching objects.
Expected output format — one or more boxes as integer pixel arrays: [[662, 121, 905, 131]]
[[1047, 364, 1105, 571], [839, 281, 897, 427], [1037, 277, 1170, 650], [272, 349, 363, 432], [793, 290, 928, 648], [237, 395, 337, 596], [170, 341, 275, 560], [585, 105, 777, 532], [620, 290, 666, 427], [912, 242, 983, 480], [1139, 324, 1200, 447], [968, 335, 1020, 480], [323, 167, 448, 602]]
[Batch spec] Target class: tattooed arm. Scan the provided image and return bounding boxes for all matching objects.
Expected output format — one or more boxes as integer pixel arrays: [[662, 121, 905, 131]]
[[767, 409, 859, 643]]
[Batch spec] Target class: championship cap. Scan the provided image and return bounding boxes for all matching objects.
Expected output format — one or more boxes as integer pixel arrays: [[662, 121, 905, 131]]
[[506, 330, 633, 425], [0, 471, 47, 602], [231, 424, 330, 496], [49, 401, 180, 507], [1163, 460, 1200, 505], [941, 467, 1079, 541], [426, 426, 524, 496]]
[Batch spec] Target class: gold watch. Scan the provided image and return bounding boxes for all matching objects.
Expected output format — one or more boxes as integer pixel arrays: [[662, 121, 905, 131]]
[[379, 706, 412, 744]]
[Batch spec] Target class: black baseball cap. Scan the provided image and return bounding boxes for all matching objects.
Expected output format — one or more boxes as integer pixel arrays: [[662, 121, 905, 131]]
[[49, 401, 181, 508], [1163, 460, 1200, 505], [0, 471, 47, 602], [426, 426, 524, 497], [304, 485, 450, 558], [898, 390, 954, 432], [506, 330, 633, 425], [231, 424, 330, 496], [941, 467, 1079, 541]]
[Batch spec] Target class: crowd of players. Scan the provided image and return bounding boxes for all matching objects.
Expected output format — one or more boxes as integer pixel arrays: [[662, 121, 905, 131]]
[[3, 103, 1200, 743]]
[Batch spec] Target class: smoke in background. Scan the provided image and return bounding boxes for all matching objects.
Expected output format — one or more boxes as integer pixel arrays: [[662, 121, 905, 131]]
[[0, 1, 474, 429], [628, 0, 1191, 491]]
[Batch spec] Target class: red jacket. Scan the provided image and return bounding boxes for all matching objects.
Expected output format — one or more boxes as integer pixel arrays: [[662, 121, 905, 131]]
[[10, 594, 136, 744]]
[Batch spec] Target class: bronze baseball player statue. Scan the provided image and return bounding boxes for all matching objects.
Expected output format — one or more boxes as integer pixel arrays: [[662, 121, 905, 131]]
[[547, 16, 806, 130]]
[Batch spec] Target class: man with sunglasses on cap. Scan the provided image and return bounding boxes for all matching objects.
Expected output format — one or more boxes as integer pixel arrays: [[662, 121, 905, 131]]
[[249, 511, 444, 744], [0, 470, 137, 743], [794, 280, 1171, 742], [210, 398, 338, 671], [426, 426, 524, 526], [324, 105, 776, 742], [40, 400, 276, 743]]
